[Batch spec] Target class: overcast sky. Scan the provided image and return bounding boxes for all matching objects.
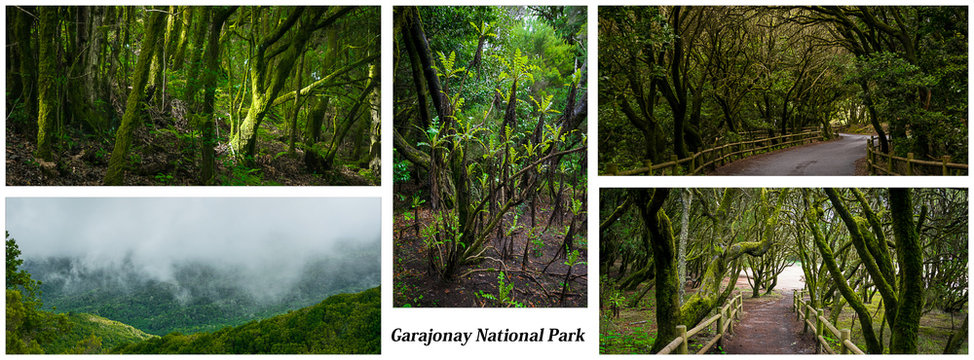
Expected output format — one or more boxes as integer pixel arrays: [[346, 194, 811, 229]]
[[6, 197, 380, 283]]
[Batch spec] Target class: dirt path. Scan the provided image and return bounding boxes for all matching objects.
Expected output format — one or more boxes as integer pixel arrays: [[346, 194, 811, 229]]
[[713, 133, 868, 175], [722, 290, 817, 354]]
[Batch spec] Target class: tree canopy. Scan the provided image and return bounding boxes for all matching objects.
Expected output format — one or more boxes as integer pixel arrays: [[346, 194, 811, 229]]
[[599, 6, 968, 173]]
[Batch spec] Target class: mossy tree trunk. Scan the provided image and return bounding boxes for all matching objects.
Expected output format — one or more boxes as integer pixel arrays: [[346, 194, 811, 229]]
[[367, 60, 382, 177], [11, 7, 38, 125], [887, 188, 922, 354], [184, 6, 210, 111], [806, 191, 883, 353], [102, 8, 166, 185], [288, 52, 306, 156], [632, 188, 680, 354], [36, 7, 58, 163], [640, 188, 789, 352], [817, 188, 925, 353], [199, 7, 237, 185], [322, 64, 377, 168], [231, 7, 355, 160], [677, 189, 691, 304]]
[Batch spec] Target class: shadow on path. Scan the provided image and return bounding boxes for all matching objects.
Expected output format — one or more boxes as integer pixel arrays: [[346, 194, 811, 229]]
[[713, 133, 868, 175]]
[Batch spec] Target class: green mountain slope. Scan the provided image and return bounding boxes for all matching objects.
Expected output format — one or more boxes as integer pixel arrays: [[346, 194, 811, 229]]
[[27, 250, 379, 336], [113, 286, 380, 354], [45, 312, 157, 354]]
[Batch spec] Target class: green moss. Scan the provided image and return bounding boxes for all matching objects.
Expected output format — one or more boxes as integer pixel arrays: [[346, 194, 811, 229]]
[[832, 299, 968, 354]]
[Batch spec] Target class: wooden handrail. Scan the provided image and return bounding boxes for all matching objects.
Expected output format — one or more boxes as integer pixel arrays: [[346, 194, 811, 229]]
[[657, 293, 744, 354], [793, 289, 865, 355], [866, 136, 968, 175], [610, 129, 826, 176]]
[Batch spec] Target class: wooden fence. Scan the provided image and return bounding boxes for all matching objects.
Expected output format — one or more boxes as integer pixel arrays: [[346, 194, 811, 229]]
[[657, 293, 744, 354], [866, 136, 968, 175], [793, 289, 865, 355], [606, 129, 825, 176]]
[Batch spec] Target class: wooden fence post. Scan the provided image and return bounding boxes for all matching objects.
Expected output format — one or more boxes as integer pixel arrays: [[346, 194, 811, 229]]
[[907, 153, 914, 175], [606, 164, 617, 176], [643, 159, 653, 176], [738, 294, 743, 317], [803, 306, 812, 333], [815, 308, 824, 353], [942, 155, 950, 176], [887, 152, 893, 175], [671, 155, 679, 175], [793, 290, 798, 316], [677, 325, 688, 354], [867, 140, 875, 175], [840, 329, 851, 354], [718, 307, 726, 346]]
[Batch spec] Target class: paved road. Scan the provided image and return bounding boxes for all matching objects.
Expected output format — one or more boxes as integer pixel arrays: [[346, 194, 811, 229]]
[[714, 133, 869, 175]]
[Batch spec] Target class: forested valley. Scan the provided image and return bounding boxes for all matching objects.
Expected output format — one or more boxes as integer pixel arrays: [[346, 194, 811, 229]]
[[6, 233, 379, 354], [393, 6, 588, 307], [600, 188, 968, 354], [6, 6, 380, 185], [599, 7, 968, 175], [6, 198, 381, 354]]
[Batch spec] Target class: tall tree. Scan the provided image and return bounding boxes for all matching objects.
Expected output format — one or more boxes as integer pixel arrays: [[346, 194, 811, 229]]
[[103, 7, 167, 185]]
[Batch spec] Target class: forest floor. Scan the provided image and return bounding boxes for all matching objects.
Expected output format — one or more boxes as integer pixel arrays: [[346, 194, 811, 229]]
[[600, 274, 754, 354], [833, 296, 968, 354], [6, 113, 375, 186], [393, 188, 586, 308]]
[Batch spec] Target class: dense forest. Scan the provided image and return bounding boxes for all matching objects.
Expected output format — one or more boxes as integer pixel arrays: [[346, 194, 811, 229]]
[[113, 287, 380, 354], [6, 6, 380, 185], [6, 233, 380, 354], [393, 6, 588, 307], [600, 188, 968, 354], [25, 249, 378, 335], [599, 7, 968, 174]]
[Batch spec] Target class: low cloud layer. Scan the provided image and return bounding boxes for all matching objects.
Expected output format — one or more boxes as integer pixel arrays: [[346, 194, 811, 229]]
[[6, 197, 380, 298]]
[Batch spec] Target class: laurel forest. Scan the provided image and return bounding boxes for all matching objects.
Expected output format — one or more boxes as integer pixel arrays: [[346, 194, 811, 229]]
[[600, 188, 968, 354], [392, 6, 588, 307], [6, 6, 380, 185]]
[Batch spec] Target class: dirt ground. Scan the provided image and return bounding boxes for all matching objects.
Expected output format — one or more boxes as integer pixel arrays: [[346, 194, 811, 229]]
[[722, 289, 817, 354], [6, 112, 374, 186], [601, 264, 812, 354], [393, 190, 587, 308]]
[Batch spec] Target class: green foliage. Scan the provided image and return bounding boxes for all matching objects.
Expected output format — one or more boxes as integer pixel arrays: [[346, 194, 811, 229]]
[[432, 51, 467, 80], [113, 287, 380, 354], [6, 232, 41, 301], [564, 248, 583, 267], [475, 271, 523, 307], [43, 312, 156, 354], [218, 156, 265, 186], [6, 290, 73, 354], [850, 51, 965, 161], [528, 227, 545, 257], [395, 6, 587, 282], [393, 149, 412, 182]]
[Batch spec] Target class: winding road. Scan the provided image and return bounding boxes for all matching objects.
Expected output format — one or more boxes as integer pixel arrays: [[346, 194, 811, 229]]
[[713, 133, 869, 175]]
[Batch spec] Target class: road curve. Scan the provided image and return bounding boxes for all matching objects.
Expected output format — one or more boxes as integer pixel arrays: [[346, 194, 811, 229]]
[[713, 133, 869, 176]]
